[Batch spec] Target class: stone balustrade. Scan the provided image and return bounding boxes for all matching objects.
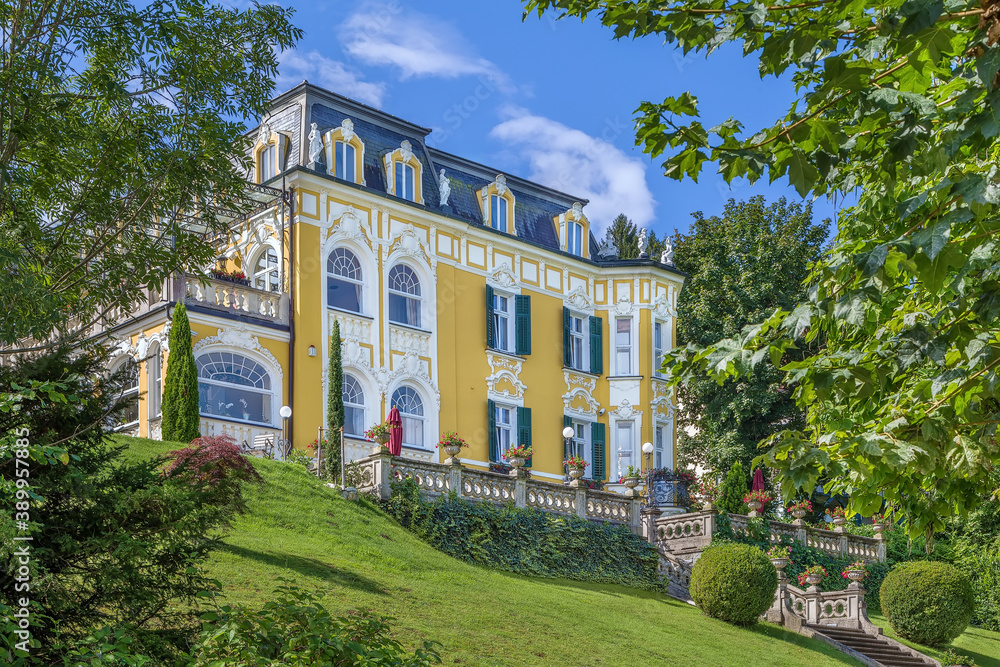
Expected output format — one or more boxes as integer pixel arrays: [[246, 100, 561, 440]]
[[768, 577, 869, 630], [655, 509, 886, 562], [185, 276, 288, 324], [352, 450, 644, 533]]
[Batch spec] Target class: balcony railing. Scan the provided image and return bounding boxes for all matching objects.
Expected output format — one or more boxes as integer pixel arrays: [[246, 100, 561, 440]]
[[184, 276, 288, 325]]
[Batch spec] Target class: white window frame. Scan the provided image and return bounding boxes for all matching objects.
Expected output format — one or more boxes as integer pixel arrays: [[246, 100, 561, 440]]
[[615, 317, 633, 376], [569, 419, 593, 478], [492, 291, 515, 353], [252, 246, 280, 293], [259, 143, 276, 183], [495, 402, 517, 459], [568, 313, 589, 371], [111, 357, 140, 431], [654, 422, 671, 470], [335, 140, 356, 182], [653, 320, 668, 378], [342, 373, 366, 437], [327, 247, 365, 314], [146, 345, 161, 421], [392, 385, 426, 449], [395, 161, 415, 201], [387, 263, 422, 328], [615, 420, 635, 479], [568, 220, 584, 256], [490, 194, 508, 232], [196, 351, 275, 426]]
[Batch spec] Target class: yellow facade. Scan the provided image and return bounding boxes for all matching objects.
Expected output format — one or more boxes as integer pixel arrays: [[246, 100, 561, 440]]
[[108, 83, 684, 490]]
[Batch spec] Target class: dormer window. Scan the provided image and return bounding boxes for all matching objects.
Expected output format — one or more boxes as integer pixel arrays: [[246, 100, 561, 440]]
[[323, 118, 366, 186], [479, 174, 516, 234], [568, 221, 584, 256], [555, 202, 590, 258], [383, 140, 424, 204], [335, 141, 356, 181], [490, 194, 508, 232], [260, 144, 276, 182], [395, 162, 416, 201]]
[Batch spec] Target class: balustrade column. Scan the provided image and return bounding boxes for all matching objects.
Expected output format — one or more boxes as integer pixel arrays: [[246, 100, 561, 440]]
[[375, 450, 393, 500], [514, 475, 526, 509], [629, 498, 643, 535], [806, 588, 822, 625], [642, 505, 662, 542], [839, 534, 850, 559], [448, 462, 463, 499], [575, 488, 588, 519]]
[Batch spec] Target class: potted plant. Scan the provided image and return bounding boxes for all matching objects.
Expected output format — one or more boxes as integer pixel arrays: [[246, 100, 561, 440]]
[[437, 431, 467, 465], [743, 489, 772, 516], [364, 421, 399, 454], [841, 560, 868, 584], [621, 465, 642, 488], [787, 499, 812, 523], [564, 456, 589, 480], [504, 444, 532, 473], [697, 477, 719, 510], [766, 545, 792, 572], [827, 506, 848, 531], [797, 565, 827, 589], [213, 268, 249, 286], [871, 510, 891, 539]]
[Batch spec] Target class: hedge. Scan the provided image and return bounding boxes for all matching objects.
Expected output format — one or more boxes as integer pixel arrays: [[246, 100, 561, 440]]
[[689, 543, 777, 625], [880, 561, 974, 646], [382, 477, 661, 590]]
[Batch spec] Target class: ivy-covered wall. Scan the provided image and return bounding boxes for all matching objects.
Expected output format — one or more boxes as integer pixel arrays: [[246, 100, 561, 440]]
[[382, 478, 662, 590]]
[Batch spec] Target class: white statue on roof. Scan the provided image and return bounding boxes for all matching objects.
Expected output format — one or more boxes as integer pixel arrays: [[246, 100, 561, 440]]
[[638, 227, 649, 257], [661, 237, 674, 266], [307, 122, 322, 169], [438, 169, 451, 208]]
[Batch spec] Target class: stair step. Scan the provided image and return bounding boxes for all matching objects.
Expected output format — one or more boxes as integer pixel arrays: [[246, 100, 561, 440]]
[[806, 626, 935, 666]]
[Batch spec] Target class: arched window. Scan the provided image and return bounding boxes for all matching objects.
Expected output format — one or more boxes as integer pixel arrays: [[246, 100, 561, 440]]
[[112, 358, 140, 431], [342, 374, 365, 436], [197, 352, 272, 425], [388, 264, 421, 328], [252, 247, 280, 293], [327, 248, 363, 313], [335, 141, 356, 182], [391, 386, 424, 448], [146, 343, 162, 421]]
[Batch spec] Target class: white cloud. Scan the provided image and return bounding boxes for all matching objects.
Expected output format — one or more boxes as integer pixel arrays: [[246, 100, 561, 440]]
[[340, 2, 512, 91], [277, 50, 386, 107], [490, 108, 656, 234]]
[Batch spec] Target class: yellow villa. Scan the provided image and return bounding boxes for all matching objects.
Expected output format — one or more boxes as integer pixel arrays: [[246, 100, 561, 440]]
[[106, 82, 686, 489]]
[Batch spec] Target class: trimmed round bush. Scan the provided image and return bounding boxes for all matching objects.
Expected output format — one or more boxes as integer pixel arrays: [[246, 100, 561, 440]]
[[689, 543, 777, 625], [880, 561, 974, 646]]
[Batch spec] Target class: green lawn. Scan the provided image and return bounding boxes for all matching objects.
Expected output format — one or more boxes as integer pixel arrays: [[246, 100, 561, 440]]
[[115, 435, 995, 666]]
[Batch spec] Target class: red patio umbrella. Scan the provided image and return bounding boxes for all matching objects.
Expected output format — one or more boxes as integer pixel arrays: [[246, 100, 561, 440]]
[[752, 467, 766, 491], [387, 406, 403, 457]]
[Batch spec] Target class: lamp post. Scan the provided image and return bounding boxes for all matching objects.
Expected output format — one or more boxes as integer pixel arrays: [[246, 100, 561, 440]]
[[642, 441, 654, 500], [562, 426, 574, 481], [279, 405, 292, 458]]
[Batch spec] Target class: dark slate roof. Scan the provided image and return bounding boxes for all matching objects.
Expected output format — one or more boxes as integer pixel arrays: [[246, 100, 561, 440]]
[[257, 83, 616, 260], [271, 103, 301, 172]]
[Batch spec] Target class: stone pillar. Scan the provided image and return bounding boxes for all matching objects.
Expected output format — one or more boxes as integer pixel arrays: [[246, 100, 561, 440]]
[[839, 534, 850, 559], [795, 525, 808, 547], [847, 582, 864, 626], [514, 474, 527, 508], [642, 505, 662, 543], [705, 509, 717, 542], [877, 539, 886, 562], [629, 498, 643, 535], [448, 462, 463, 498], [806, 587, 822, 625], [575, 488, 588, 519], [375, 451, 393, 501], [767, 579, 787, 624]]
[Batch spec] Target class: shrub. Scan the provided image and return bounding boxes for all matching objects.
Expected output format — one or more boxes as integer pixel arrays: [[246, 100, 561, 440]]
[[880, 561, 975, 646], [161, 303, 201, 443], [382, 478, 660, 590], [164, 434, 264, 509], [689, 543, 777, 625], [716, 461, 748, 515], [189, 581, 440, 666]]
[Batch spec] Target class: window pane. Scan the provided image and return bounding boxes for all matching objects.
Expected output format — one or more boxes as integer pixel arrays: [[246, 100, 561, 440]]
[[405, 165, 414, 200], [199, 383, 271, 424], [616, 350, 631, 375], [345, 406, 365, 436], [389, 293, 420, 327], [328, 276, 362, 312]]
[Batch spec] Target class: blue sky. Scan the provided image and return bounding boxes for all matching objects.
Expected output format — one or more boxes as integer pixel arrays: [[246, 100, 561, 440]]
[[275, 0, 840, 239]]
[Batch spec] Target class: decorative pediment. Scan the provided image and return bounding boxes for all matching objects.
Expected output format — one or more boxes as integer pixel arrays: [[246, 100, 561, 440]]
[[565, 286, 595, 314], [193, 325, 284, 380], [653, 292, 677, 319], [613, 295, 634, 317], [562, 370, 599, 418], [388, 223, 435, 269], [487, 352, 526, 403], [651, 381, 677, 420], [610, 399, 642, 421], [487, 262, 518, 290], [323, 118, 366, 185]]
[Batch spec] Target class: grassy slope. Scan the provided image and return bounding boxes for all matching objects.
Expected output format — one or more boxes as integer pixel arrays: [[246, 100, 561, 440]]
[[868, 614, 1000, 667], [118, 436, 997, 666]]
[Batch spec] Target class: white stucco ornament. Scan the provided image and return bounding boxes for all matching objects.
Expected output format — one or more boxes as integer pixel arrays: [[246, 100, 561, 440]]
[[340, 118, 355, 143], [438, 168, 451, 207], [399, 140, 413, 162], [494, 174, 508, 196], [661, 237, 675, 266], [308, 122, 322, 168], [256, 120, 271, 147]]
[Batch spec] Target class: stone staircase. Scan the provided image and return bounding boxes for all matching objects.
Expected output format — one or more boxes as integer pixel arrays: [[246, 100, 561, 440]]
[[805, 625, 937, 667], [650, 509, 940, 667]]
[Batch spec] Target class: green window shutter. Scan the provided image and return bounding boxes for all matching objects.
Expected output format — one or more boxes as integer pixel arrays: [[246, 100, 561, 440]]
[[486, 285, 495, 349], [589, 315, 603, 375], [515, 295, 531, 355], [488, 399, 498, 462], [564, 415, 573, 460], [517, 407, 532, 466], [591, 422, 606, 480], [563, 306, 572, 366]]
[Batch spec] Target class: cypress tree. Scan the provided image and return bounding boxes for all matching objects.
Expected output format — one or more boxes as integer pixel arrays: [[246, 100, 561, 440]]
[[717, 460, 749, 515], [326, 320, 344, 478], [161, 302, 201, 443]]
